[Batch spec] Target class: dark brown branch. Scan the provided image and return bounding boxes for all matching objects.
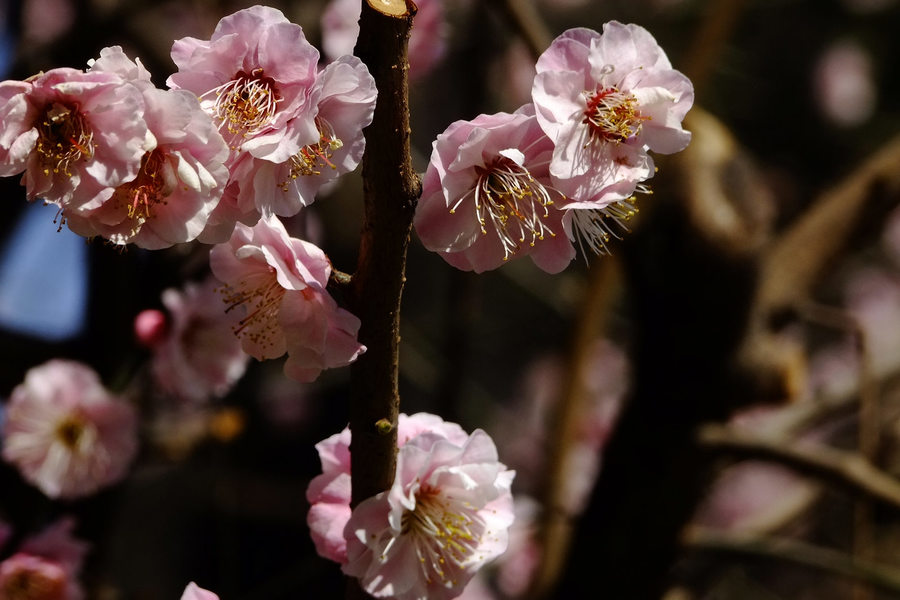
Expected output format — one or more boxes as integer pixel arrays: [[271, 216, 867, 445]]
[[684, 527, 900, 597], [346, 0, 421, 597], [698, 424, 900, 511]]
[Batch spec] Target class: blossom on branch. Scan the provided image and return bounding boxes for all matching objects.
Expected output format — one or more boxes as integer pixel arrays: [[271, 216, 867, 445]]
[[307, 413, 515, 600], [1, 360, 138, 499], [209, 213, 364, 383], [414, 105, 574, 273]]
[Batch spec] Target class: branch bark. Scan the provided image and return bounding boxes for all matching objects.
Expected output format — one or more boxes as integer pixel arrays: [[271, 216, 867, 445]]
[[346, 0, 421, 597]]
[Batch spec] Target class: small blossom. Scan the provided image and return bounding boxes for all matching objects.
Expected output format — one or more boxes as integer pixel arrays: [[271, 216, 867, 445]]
[[148, 278, 250, 404], [414, 105, 574, 273], [65, 48, 230, 248], [180, 582, 219, 600], [321, 0, 447, 79], [814, 39, 876, 127], [343, 422, 515, 600], [0, 518, 89, 600], [1, 360, 138, 499], [134, 308, 167, 349], [307, 413, 468, 565], [209, 213, 365, 382], [0, 67, 150, 213]]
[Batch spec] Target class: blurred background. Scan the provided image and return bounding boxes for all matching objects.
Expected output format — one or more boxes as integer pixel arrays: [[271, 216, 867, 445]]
[[1, 0, 900, 598]]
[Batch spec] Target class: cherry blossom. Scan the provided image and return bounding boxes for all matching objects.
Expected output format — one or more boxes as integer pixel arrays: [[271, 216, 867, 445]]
[[147, 278, 250, 404], [1, 360, 138, 499], [180, 582, 220, 600], [413, 105, 574, 273], [209, 213, 365, 382], [0, 518, 89, 600], [0, 67, 150, 214], [343, 423, 515, 600]]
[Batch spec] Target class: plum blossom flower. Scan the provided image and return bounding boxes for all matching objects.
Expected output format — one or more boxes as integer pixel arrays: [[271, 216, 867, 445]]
[[343, 422, 515, 600], [146, 278, 250, 404], [180, 582, 219, 600], [229, 55, 377, 217], [0, 67, 150, 213], [414, 105, 574, 273], [321, 0, 447, 80], [0, 518, 89, 600], [64, 47, 230, 249], [307, 413, 468, 564], [209, 213, 365, 382], [1, 360, 138, 499], [532, 23, 693, 255]]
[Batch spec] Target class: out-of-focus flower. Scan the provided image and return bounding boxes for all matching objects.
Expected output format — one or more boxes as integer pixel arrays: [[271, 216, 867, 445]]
[[0, 68, 150, 213], [0, 518, 89, 600], [414, 105, 574, 273], [231, 55, 376, 217], [180, 582, 219, 600], [307, 413, 468, 565], [148, 278, 250, 404], [1, 360, 138, 499], [532, 23, 692, 255], [321, 0, 447, 79], [209, 213, 365, 382], [64, 47, 230, 249], [814, 39, 876, 128], [134, 308, 167, 349], [342, 420, 515, 600]]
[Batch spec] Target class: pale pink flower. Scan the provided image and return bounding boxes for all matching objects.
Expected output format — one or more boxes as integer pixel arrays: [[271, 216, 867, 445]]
[[230, 55, 376, 217], [65, 48, 230, 248], [321, 0, 447, 79], [149, 278, 250, 404], [414, 105, 574, 273], [209, 213, 365, 382], [180, 582, 219, 600], [814, 39, 876, 127], [1, 360, 138, 499], [343, 425, 515, 600], [0, 68, 150, 212], [307, 413, 468, 565], [0, 518, 89, 600]]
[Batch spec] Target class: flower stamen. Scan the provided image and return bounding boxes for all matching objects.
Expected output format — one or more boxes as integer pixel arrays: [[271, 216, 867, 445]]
[[280, 117, 343, 189], [219, 268, 285, 357], [569, 187, 649, 259], [583, 86, 646, 144], [35, 102, 94, 177], [204, 68, 281, 146]]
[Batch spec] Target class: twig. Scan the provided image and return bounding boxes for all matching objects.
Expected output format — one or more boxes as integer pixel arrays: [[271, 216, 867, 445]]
[[346, 0, 421, 597], [487, 0, 552, 59], [684, 527, 900, 597], [697, 424, 900, 511]]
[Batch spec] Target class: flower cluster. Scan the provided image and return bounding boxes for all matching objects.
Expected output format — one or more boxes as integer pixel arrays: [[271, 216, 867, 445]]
[[0, 5, 377, 249], [415, 22, 694, 272], [307, 413, 515, 600], [1, 360, 138, 499]]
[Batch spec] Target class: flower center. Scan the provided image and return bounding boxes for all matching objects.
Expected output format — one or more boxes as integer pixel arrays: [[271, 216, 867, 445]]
[[220, 267, 286, 357], [55, 415, 87, 450], [206, 69, 281, 146], [1, 565, 66, 600], [280, 118, 343, 190], [114, 149, 170, 231], [583, 87, 645, 144], [35, 102, 94, 177], [452, 154, 559, 261], [401, 487, 483, 585]]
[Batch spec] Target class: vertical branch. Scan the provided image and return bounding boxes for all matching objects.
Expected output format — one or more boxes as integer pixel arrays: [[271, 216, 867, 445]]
[[346, 0, 420, 556]]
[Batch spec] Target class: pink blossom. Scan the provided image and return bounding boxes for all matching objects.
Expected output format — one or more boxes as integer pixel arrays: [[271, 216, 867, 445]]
[[180, 582, 219, 600], [307, 413, 468, 564], [414, 105, 574, 273], [64, 48, 230, 248], [321, 0, 447, 80], [230, 55, 376, 217], [209, 213, 365, 382], [134, 308, 167, 348], [343, 424, 515, 600], [0, 67, 150, 212], [1, 360, 138, 499], [149, 278, 250, 404], [814, 39, 876, 127], [0, 518, 89, 600]]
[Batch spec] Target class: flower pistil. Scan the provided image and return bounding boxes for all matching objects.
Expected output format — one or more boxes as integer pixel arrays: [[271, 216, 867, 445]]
[[35, 102, 94, 177]]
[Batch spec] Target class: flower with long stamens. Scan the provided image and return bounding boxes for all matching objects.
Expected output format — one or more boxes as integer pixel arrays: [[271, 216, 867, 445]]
[[1, 360, 138, 500], [414, 105, 574, 273], [209, 213, 365, 382], [0, 67, 150, 215], [532, 23, 693, 189]]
